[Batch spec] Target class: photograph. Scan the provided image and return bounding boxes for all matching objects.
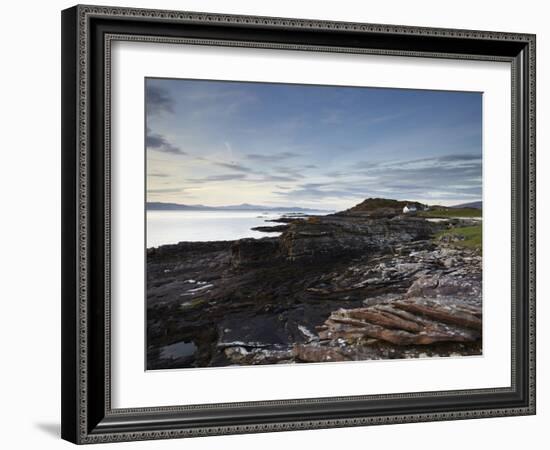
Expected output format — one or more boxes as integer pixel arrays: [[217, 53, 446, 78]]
[[145, 78, 483, 370], [58, 4, 537, 444]]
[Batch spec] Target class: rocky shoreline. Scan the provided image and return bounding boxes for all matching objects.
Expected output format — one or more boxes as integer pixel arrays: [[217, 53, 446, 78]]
[[146, 200, 482, 369]]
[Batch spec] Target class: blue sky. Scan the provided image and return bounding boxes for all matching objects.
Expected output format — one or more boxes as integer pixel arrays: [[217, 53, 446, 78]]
[[146, 78, 482, 210]]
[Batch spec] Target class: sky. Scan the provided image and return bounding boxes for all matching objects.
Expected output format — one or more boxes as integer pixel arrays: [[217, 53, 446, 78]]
[[145, 78, 482, 211]]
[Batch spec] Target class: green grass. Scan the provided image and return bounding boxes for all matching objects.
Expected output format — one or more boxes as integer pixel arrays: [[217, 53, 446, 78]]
[[419, 207, 482, 218], [349, 198, 413, 212], [434, 224, 482, 251]]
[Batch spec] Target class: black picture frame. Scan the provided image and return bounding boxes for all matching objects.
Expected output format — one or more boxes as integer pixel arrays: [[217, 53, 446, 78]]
[[61, 4, 536, 444]]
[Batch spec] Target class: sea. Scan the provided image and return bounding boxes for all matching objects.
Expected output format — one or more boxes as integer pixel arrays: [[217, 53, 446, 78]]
[[146, 210, 328, 248]]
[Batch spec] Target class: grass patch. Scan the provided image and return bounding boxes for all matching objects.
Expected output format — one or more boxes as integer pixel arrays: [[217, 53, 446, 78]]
[[420, 207, 482, 218], [348, 198, 424, 213], [434, 224, 482, 251]]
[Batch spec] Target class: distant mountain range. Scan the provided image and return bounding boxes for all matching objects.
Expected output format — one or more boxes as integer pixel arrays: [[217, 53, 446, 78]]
[[147, 199, 481, 213], [450, 201, 482, 210], [146, 202, 330, 213]]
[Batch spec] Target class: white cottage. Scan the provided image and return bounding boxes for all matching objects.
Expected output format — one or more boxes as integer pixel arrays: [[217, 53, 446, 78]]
[[403, 204, 417, 214]]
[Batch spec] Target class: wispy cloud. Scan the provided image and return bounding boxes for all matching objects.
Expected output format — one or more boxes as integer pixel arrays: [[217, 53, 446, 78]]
[[245, 152, 301, 163], [147, 187, 184, 193], [257, 174, 300, 182], [188, 172, 303, 184], [190, 174, 249, 183], [146, 129, 185, 155], [146, 84, 174, 115], [438, 153, 481, 162], [148, 172, 169, 178], [356, 153, 481, 174], [273, 166, 306, 180], [145, 78, 482, 208], [212, 162, 254, 173], [274, 152, 482, 204]]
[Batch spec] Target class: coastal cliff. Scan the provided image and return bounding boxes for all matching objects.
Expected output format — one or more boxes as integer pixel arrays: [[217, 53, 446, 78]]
[[146, 198, 482, 369]]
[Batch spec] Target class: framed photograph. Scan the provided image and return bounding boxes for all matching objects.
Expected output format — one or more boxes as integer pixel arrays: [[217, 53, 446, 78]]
[[61, 5, 536, 444]]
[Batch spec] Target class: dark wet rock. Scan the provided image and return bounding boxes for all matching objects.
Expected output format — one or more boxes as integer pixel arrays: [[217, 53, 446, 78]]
[[265, 217, 306, 224], [233, 214, 436, 266], [146, 204, 482, 369], [278, 215, 435, 262], [250, 224, 290, 232], [217, 314, 300, 347], [231, 237, 280, 268]]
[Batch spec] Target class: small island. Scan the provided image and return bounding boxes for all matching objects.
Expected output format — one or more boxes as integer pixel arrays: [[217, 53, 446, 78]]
[[146, 198, 482, 369]]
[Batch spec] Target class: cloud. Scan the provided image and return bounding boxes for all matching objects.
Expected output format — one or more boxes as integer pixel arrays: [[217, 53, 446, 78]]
[[213, 162, 253, 173], [393, 154, 481, 170], [354, 161, 382, 170], [142, 78, 481, 207], [438, 153, 481, 162], [187, 172, 303, 185], [352, 154, 480, 173], [353, 154, 482, 198], [245, 152, 301, 163], [148, 172, 169, 178], [272, 166, 306, 180], [355, 153, 481, 174], [272, 152, 482, 205], [258, 174, 300, 182], [146, 84, 174, 115], [300, 183, 328, 189], [190, 174, 248, 183], [146, 129, 185, 155], [323, 170, 346, 178], [147, 188, 184, 193]]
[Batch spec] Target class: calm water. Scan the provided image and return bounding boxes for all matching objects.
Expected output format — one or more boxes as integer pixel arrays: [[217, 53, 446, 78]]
[[159, 340, 197, 360], [146, 210, 327, 248]]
